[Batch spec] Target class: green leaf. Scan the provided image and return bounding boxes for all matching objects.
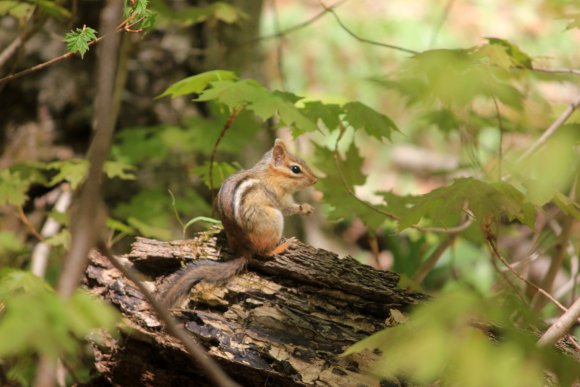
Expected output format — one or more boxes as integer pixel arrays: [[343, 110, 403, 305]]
[[388, 48, 524, 109], [191, 161, 241, 190], [47, 159, 135, 189], [0, 270, 119, 360], [301, 101, 342, 131], [0, 231, 27, 256], [183, 216, 222, 233], [64, 26, 97, 59], [343, 102, 398, 141], [0, 169, 30, 207], [553, 193, 580, 220], [485, 37, 532, 69], [103, 161, 136, 181], [421, 109, 459, 133], [0, 1, 34, 17], [313, 143, 387, 229], [398, 178, 536, 230], [127, 217, 172, 240], [124, 0, 148, 17], [157, 70, 237, 99], [196, 79, 318, 134], [343, 287, 578, 387], [44, 229, 70, 249], [106, 218, 136, 235], [212, 2, 247, 23], [150, 0, 246, 26], [29, 0, 71, 19]]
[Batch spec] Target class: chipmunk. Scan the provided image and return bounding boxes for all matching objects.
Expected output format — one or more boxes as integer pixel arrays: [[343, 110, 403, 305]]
[[160, 139, 318, 306]]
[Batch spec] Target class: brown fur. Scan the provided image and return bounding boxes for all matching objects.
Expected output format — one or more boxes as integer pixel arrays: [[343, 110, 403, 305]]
[[160, 139, 317, 307]]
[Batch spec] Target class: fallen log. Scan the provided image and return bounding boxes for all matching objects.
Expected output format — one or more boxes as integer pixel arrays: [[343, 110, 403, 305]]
[[85, 231, 427, 386]]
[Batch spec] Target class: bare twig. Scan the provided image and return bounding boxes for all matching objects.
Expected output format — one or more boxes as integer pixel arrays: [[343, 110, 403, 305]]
[[97, 243, 239, 387], [429, 0, 455, 48], [0, 8, 144, 87], [486, 236, 575, 318], [270, 0, 286, 89], [537, 296, 580, 347], [208, 106, 245, 199], [320, 1, 418, 54], [0, 36, 104, 87], [0, 10, 46, 69], [493, 97, 504, 180], [244, 0, 348, 44], [515, 94, 580, 164], [533, 175, 578, 310], [531, 66, 580, 76], [17, 206, 44, 242]]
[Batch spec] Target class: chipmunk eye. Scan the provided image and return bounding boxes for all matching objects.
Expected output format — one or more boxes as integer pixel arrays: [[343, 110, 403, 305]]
[[290, 165, 302, 174]]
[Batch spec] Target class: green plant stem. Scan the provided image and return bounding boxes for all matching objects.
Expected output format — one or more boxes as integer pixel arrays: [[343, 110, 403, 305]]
[[413, 234, 456, 284]]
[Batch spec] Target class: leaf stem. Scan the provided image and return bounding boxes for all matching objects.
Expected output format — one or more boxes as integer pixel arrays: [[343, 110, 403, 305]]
[[208, 106, 245, 201], [515, 94, 580, 165]]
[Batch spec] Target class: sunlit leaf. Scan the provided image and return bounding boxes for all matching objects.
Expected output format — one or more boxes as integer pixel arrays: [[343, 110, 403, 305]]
[[343, 288, 577, 387], [343, 102, 399, 141], [397, 178, 536, 230], [485, 37, 532, 68], [157, 70, 237, 99]]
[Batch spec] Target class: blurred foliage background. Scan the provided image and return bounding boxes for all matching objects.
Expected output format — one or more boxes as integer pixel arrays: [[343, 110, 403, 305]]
[[0, 0, 578, 385]]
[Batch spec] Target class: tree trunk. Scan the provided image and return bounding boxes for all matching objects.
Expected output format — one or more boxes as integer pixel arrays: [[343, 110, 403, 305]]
[[84, 232, 426, 386]]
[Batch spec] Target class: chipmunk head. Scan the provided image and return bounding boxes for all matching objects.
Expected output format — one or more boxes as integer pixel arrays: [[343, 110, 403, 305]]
[[270, 139, 318, 191]]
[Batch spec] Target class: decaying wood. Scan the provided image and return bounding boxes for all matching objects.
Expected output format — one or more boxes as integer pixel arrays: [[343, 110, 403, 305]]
[[84, 231, 427, 386]]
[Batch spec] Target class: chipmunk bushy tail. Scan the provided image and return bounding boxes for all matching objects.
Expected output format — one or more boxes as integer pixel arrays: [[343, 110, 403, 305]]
[[160, 256, 248, 307]]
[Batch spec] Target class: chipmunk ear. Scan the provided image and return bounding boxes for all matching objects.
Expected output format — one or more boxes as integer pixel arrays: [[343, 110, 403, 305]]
[[272, 139, 287, 166]]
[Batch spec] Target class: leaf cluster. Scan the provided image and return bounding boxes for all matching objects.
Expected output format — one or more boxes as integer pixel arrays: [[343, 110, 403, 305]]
[[0, 269, 119, 385], [344, 287, 578, 387]]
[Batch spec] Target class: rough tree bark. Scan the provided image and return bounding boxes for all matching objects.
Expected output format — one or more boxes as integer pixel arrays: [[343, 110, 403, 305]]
[[84, 231, 427, 386]]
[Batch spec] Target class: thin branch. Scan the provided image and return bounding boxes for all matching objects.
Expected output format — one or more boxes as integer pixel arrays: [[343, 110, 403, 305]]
[[320, 1, 418, 54], [244, 0, 348, 44], [208, 106, 245, 199], [413, 234, 456, 284], [515, 94, 580, 164], [492, 97, 504, 180], [0, 10, 144, 87], [533, 174, 578, 310], [0, 10, 46, 69], [537, 296, 580, 347], [0, 36, 103, 87], [17, 206, 44, 242], [428, 0, 455, 48], [486, 235, 576, 318], [271, 0, 286, 90], [97, 243, 240, 387], [531, 66, 580, 76]]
